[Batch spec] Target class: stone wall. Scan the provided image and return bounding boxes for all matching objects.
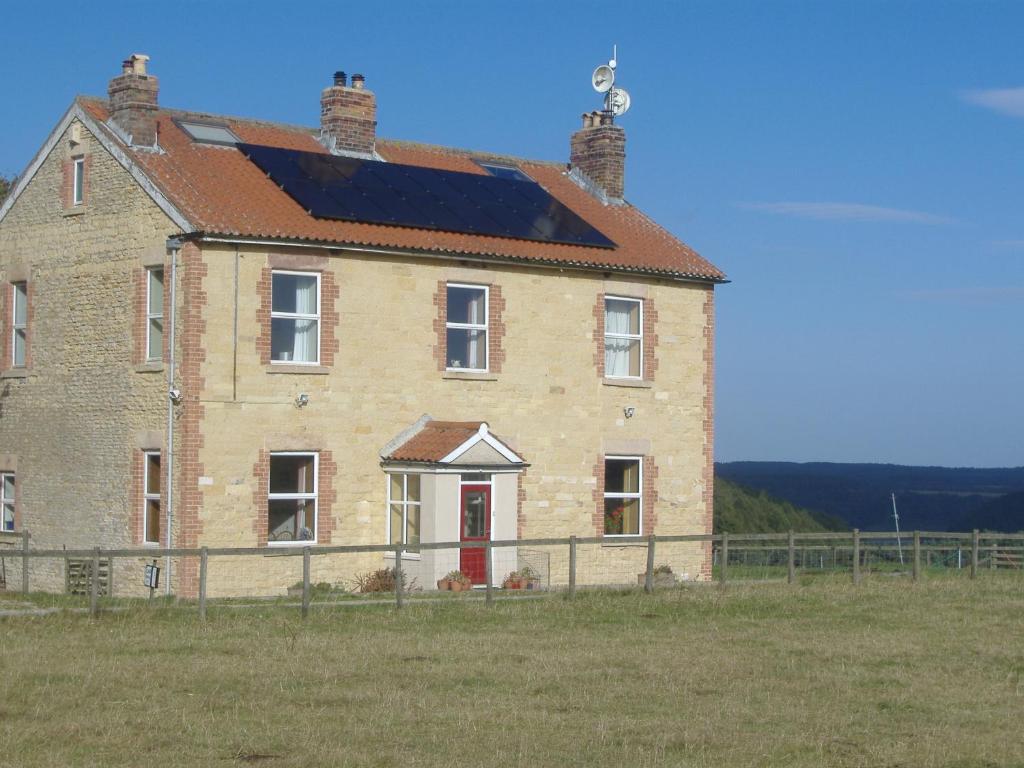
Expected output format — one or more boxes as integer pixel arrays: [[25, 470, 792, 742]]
[[0, 117, 181, 593]]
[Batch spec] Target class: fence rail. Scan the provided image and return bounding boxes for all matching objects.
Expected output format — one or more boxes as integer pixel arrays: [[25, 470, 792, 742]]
[[3, 528, 1021, 620]]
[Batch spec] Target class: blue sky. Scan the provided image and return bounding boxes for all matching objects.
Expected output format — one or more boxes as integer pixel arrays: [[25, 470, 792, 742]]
[[2, 1, 1021, 467]]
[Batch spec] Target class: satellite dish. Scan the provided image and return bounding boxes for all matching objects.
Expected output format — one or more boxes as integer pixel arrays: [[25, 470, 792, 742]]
[[604, 87, 631, 116], [592, 64, 615, 93]]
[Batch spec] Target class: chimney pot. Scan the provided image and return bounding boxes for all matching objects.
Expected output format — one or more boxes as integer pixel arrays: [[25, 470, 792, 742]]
[[352, 73, 365, 89], [130, 53, 150, 75], [334, 71, 347, 87]]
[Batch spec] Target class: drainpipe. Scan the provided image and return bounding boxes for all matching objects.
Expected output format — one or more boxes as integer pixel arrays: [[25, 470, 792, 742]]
[[164, 237, 182, 595]]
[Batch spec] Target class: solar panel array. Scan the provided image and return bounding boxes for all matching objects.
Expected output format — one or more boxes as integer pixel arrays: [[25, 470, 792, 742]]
[[238, 143, 616, 248]]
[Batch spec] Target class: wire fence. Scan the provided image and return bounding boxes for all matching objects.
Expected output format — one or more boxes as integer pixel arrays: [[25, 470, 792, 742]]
[[2, 529, 1022, 619]]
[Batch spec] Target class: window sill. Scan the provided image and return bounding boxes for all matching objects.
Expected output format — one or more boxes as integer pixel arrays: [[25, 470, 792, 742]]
[[443, 370, 498, 381], [601, 537, 647, 547], [384, 550, 422, 561], [135, 362, 164, 374], [603, 377, 652, 389], [63, 206, 85, 217], [264, 542, 318, 553], [266, 364, 330, 375], [0, 368, 29, 379]]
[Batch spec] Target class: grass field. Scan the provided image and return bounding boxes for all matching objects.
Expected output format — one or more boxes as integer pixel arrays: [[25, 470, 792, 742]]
[[1, 574, 1023, 767]]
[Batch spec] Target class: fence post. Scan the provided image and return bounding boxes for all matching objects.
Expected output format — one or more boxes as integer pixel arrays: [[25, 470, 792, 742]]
[[787, 530, 796, 584], [644, 535, 656, 593], [720, 533, 729, 585], [198, 547, 209, 620], [484, 539, 494, 606], [21, 530, 29, 594], [971, 529, 979, 580], [912, 531, 921, 581], [90, 547, 100, 618], [302, 546, 312, 618], [568, 536, 577, 600], [852, 529, 861, 585]]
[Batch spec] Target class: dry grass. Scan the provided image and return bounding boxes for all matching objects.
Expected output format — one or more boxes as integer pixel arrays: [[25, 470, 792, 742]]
[[1, 575, 1023, 767]]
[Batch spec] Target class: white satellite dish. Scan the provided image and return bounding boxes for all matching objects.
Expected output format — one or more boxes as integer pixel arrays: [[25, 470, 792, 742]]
[[592, 64, 615, 93], [604, 87, 631, 117]]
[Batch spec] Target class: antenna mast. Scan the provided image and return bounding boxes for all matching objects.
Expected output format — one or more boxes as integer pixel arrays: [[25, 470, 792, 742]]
[[892, 492, 904, 565]]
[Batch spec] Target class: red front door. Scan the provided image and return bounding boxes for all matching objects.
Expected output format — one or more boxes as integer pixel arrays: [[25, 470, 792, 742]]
[[460, 484, 491, 584]]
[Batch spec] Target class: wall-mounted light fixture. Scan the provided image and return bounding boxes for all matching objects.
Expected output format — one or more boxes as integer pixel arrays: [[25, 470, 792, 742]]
[[295, 393, 310, 408], [624, 406, 635, 419]]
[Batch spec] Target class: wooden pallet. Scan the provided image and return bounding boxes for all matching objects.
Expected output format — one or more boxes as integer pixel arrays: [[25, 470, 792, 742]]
[[65, 558, 113, 595]]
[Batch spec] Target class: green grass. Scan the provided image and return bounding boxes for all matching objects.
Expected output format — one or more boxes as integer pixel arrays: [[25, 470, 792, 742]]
[[2, 576, 1023, 767]]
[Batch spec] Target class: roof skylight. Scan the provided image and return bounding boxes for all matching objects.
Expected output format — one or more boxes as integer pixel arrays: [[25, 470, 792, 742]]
[[175, 120, 241, 146], [477, 161, 532, 182]]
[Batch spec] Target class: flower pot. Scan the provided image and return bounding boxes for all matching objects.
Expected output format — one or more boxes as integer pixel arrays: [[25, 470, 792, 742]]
[[437, 578, 450, 591], [503, 580, 523, 590]]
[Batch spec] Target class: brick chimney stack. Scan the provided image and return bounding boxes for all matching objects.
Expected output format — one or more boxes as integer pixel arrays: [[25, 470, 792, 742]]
[[108, 54, 159, 147], [569, 110, 625, 201], [321, 71, 377, 156]]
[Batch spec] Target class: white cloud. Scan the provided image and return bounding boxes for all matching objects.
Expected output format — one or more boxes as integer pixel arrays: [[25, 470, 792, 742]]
[[736, 202, 954, 225], [960, 87, 1024, 119]]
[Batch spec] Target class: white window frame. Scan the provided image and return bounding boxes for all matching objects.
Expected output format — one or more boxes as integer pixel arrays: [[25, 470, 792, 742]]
[[385, 473, 422, 559], [72, 157, 85, 206], [603, 455, 643, 538], [445, 282, 489, 372], [1, 472, 14, 532], [146, 267, 164, 362], [143, 451, 161, 546], [604, 295, 643, 380], [270, 270, 321, 366], [11, 281, 27, 368], [267, 451, 319, 547]]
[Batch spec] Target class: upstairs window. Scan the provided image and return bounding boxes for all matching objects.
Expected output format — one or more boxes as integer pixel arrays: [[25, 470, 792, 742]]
[[446, 283, 488, 371], [605, 296, 642, 379], [11, 282, 27, 368], [146, 268, 164, 361], [143, 452, 161, 545], [271, 271, 320, 364], [1, 473, 14, 532], [388, 473, 421, 550], [175, 119, 241, 146], [268, 453, 318, 544], [604, 456, 642, 536], [72, 157, 85, 206], [478, 161, 531, 182]]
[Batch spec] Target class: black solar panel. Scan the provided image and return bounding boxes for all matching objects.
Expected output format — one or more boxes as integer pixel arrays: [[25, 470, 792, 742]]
[[238, 143, 616, 248]]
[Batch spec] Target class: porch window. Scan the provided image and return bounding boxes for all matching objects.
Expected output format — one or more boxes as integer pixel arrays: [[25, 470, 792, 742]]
[[387, 473, 421, 549], [271, 271, 320, 364], [604, 456, 642, 536], [143, 451, 161, 545], [11, 282, 27, 367], [605, 296, 642, 378], [1, 473, 14, 532], [268, 453, 317, 544], [146, 268, 164, 361], [446, 283, 488, 370]]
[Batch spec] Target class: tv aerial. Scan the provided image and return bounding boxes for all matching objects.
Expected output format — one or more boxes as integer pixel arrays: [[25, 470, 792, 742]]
[[591, 45, 631, 117]]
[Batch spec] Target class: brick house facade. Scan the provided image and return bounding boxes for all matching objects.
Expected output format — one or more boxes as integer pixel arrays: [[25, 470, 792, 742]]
[[0, 54, 725, 596]]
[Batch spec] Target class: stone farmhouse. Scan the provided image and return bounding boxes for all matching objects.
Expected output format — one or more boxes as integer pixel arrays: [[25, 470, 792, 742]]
[[0, 54, 725, 597]]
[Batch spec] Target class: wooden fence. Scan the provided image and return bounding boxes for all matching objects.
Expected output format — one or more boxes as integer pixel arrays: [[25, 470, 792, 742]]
[[6, 528, 1023, 619]]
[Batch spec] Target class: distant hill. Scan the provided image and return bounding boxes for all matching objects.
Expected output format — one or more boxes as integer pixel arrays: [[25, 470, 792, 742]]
[[713, 477, 847, 533], [716, 462, 1024, 532]]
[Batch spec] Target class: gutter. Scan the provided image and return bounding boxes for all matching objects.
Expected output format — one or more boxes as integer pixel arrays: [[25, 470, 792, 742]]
[[164, 237, 183, 595], [185, 232, 729, 285]]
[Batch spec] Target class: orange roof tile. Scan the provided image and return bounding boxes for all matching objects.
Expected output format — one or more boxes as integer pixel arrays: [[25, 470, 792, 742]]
[[79, 98, 724, 281], [384, 420, 523, 464]]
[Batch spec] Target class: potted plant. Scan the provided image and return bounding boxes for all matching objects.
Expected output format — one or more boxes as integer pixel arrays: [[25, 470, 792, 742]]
[[638, 564, 677, 588], [520, 566, 541, 590], [502, 570, 524, 590], [437, 570, 472, 592]]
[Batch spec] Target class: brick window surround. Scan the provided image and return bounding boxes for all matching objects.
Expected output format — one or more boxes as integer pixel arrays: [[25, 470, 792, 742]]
[[592, 455, 659, 537], [1, 281, 33, 371], [251, 448, 336, 546], [256, 258, 339, 367], [433, 280, 506, 373], [61, 154, 91, 210], [592, 293, 658, 381]]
